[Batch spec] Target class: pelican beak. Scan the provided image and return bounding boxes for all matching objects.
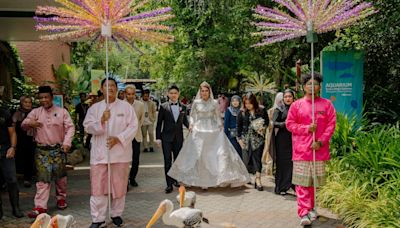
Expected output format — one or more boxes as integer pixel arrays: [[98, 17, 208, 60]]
[[179, 184, 186, 208], [146, 203, 166, 228], [30, 217, 43, 228], [49, 215, 59, 228]]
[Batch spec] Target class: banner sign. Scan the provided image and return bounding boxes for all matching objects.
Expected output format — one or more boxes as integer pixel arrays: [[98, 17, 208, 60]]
[[321, 51, 364, 117], [91, 69, 105, 95], [53, 95, 64, 108]]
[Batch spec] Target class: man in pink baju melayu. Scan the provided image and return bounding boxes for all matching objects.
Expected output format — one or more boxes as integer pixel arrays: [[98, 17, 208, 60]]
[[84, 78, 138, 228], [22, 86, 75, 218], [286, 73, 336, 226]]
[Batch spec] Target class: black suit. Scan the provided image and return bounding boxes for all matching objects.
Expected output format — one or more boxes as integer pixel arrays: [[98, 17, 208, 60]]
[[156, 102, 189, 187]]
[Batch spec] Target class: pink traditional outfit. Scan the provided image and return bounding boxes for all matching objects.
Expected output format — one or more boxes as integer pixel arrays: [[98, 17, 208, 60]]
[[286, 96, 336, 218], [21, 105, 74, 215], [83, 99, 138, 223]]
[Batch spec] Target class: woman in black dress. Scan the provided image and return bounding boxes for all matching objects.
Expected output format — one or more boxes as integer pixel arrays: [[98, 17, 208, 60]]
[[273, 89, 295, 195], [12, 96, 35, 188], [237, 93, 269, 191]]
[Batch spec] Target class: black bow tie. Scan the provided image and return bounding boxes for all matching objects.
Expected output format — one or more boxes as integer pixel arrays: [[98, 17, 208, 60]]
[[170, 103, 178, 106]]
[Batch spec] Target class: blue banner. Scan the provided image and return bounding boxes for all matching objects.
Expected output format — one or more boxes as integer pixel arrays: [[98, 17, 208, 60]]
[[321, 51, 364, 117]]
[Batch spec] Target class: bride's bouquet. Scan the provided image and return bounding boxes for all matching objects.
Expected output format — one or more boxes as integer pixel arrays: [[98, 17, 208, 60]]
[[250, 118, 265, 136]]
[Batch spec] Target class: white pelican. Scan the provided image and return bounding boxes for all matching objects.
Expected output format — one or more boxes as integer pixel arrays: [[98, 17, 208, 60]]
[[176, 185, 196, 208], [47, 214, 75, 228], [146, 199, 209, 228], [30, 213, 51, 228]]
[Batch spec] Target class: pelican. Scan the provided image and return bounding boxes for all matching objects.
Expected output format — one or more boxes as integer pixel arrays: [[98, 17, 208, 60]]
[[30, 213, 51, 228], [177, 185, 196, 208], [47, 214, 75, 228], [146, 199, 208, 228]]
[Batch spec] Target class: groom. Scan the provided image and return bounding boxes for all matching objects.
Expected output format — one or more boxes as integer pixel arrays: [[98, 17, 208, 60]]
[[156, 85, 189, 194]]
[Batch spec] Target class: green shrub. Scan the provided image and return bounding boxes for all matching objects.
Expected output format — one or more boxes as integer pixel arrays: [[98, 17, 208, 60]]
[[319, 123, 400, 227], [330, 112, 365, 157]]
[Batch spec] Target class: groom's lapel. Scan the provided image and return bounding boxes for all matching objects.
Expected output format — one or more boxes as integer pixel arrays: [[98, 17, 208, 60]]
[[165, 103, 175, 122], [177, 102, 187, 124]]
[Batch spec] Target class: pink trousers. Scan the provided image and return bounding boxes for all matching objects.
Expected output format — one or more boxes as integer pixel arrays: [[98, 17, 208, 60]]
[[295, 185, 315, 217], [34, 177, 67, 209], [90, 195, 126, 222], [90, 163, 129, 222]]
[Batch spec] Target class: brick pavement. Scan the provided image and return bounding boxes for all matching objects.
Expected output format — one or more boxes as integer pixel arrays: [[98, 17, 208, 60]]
[[0, 148, 343, 228]]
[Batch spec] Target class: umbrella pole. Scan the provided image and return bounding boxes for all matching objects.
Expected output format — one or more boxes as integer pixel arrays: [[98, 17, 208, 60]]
[[307, 24, 318, 215], [310, 41, 317, 214], [105, 35, 112, 221]]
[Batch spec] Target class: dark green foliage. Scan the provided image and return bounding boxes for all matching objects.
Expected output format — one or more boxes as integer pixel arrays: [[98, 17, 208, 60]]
[[319, 120, 400, 227]]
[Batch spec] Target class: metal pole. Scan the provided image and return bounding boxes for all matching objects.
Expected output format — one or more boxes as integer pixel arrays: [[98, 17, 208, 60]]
[[311, 41, 317, 213], [105, 36, 112, 220]]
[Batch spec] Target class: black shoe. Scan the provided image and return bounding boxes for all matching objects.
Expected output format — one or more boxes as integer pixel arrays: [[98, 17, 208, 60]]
[[173, 181, 180, 187], [8, 183, 23, 218], [165, 186, 173, 194], [149, 147, 154, 152], [89, 221, 106, 228], [111, 216, 124, 227], [130, 180, 138, 187], [143, 148, 149, 152], [0, 196, 3, 220], [254, 183, 264, 191]]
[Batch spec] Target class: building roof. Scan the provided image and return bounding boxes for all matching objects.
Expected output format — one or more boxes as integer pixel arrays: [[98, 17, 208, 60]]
[[0, 0, 58, 41]]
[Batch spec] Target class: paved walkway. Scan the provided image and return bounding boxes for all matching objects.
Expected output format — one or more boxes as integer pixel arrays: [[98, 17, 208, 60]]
[[0, 147, 343, 228]]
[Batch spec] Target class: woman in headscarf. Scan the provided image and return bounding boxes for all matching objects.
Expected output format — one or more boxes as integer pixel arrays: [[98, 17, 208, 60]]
[[12, 96, 35, 188], [273, 89, 296, 195], [262, 92, 284, 175], [168, 82, 250, 189], [224, 95, 242, 158]]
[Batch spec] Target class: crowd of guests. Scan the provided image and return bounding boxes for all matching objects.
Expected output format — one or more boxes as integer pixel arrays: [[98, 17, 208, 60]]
[[0, 72, 335, 227], [219, 73, 336, 225]]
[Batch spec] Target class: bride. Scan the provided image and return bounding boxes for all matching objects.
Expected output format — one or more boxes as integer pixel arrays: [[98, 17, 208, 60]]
[[168, 81, 250, 188]]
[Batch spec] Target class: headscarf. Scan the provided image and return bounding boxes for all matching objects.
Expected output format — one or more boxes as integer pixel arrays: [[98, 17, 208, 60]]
[[272, 92, 284, 111], [12, 96, 34, 136], [12, 96, 32, 122], [281, 89, 295, 119], [195, 81, 214, 102], [228, 95, 241, 117]]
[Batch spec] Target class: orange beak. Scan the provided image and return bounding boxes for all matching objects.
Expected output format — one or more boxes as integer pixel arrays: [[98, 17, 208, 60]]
[[146, 202, 166, 228], [179, 184, 186, 208], [49, 215, 59, 228], [30, 217, 44, 228]]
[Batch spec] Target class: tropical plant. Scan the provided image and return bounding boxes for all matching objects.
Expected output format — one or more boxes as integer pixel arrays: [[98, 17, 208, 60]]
[[0, 76, 38, 110], [319, 122, 400, 228], [239, 70, 276, 105], [330, 112, 367, 157], [240, 70, 276, 94], [49, 63, 91, 106]]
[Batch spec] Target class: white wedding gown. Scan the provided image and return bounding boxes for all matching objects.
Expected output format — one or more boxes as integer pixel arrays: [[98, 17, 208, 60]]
[[168, 98, 250, 188]]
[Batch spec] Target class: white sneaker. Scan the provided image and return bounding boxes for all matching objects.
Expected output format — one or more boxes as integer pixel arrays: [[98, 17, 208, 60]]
[[300, 215, 312, 226], [308, 209, 317, 221]]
